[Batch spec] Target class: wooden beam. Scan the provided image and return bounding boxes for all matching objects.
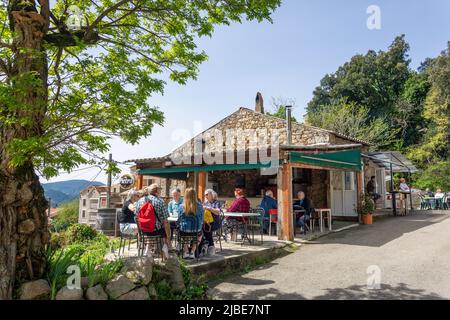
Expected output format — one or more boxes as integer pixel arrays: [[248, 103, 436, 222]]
[[197, 171, 207, 200], [277, 163, 293, 241], [136, 174, 143, 190]]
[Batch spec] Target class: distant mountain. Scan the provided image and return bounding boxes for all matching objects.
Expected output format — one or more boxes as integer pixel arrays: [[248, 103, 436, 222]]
[[42, 179, 104, 207]]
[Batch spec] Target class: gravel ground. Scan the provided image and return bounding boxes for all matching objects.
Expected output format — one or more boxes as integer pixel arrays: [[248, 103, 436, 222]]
[[209, 213, 450, 300]]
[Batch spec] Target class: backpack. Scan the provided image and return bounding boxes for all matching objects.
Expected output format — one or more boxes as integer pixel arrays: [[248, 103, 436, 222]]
[[138, 200, 159, 233]]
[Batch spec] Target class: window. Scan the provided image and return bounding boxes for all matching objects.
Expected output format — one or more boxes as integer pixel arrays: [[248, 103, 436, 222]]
[[89, 199, 99, 209], [344, 172, 355, 191], [332, 171, 343, 191], [82, 210, 86, 218], [82, 199, 86, 207]]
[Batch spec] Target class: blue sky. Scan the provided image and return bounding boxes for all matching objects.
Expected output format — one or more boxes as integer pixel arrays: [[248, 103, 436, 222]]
[[45, 0, 450, 184]]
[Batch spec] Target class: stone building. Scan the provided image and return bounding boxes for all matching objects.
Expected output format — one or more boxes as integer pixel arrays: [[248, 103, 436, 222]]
[[129, 93, 378, 240], [129, 92, 420, 239], [78, 185, 123, 227]]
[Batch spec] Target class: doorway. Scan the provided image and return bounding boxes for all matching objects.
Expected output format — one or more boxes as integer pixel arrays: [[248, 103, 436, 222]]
[[332, 171, 358, 217]]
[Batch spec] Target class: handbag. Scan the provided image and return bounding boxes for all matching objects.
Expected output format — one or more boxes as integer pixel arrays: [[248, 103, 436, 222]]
[[204, 208, 214, 224]]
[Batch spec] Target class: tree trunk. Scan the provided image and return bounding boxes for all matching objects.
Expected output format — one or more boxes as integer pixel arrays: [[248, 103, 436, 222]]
[[0, 3, 50, 300]]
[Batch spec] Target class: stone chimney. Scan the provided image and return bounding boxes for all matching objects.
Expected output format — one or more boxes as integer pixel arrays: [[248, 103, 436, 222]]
[[255, 92, 264, 114]]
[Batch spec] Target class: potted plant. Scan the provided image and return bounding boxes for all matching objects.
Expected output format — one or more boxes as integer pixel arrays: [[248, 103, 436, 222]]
[[358, 194, 375, 225]]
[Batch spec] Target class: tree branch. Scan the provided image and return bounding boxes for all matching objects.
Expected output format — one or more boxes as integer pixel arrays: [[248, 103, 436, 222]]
[[89, 0, 135, 31]]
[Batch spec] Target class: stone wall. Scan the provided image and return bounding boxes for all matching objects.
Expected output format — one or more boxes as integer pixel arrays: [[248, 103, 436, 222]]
[[171, 108, 341, 162]]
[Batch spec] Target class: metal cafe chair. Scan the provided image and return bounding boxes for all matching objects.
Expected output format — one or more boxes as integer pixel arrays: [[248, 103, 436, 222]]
[[268, 209, 278, 236], [176, 215, 203, 261], [248, 207, 265, 244], [116, 214, 138, 256], [212, 211, 225, 252], [176, 230, 201, 262], [136, 223, 164, 258]]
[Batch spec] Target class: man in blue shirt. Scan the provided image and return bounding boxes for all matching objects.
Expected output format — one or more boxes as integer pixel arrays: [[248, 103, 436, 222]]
[[168, 188, 183, 240], [168, 188, 183, 217], [259, 190, 277, 234], [293, 191, 312, 234]]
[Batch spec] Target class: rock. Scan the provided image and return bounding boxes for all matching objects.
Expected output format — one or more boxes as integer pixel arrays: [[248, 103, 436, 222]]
[[105, 275, 136, 300], [18, 219, 35, 234], [19, 279, 50, 300], [117, 287, 149, 300], [121, 256, 153, 285], [55, 286, 84, 300], [160, 256, 185, 293], [148, 283, 157, 300], [86, 285, 108, 300], [81, 277, 89, 289]]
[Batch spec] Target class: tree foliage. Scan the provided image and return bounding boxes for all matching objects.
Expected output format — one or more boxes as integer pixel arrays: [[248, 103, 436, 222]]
[[266, 97, 298, 122], [308, 35, 411, 121], [307, 36, 450, 190], [305, 99, 397, 150], [50, 199, 79, 231], [408, 43, 450, 189], [0, 0, 281, 178]]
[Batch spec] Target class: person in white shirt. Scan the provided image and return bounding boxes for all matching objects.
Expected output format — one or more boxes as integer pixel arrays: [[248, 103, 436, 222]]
[[399, 178, 410, 192], [435, 189, 445, 199]]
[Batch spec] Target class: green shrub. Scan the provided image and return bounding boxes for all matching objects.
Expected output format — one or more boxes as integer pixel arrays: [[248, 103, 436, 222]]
[[49, 232, 69, 250], [66, 224, 98, 243], [50, 200, 79, 232], [46, 246, 82, 300]]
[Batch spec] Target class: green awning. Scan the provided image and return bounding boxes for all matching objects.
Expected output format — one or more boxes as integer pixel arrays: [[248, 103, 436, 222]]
[[289, 149, 362, 171], [137, 162, 276, 177]]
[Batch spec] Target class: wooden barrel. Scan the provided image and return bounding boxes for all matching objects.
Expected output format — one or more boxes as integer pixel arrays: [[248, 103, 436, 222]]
[[96, 208, 119, 236]]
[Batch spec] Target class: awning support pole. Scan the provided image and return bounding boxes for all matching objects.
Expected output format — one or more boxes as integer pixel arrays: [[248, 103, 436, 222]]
[[390, 162, 397, 216], [277, 163, 293, 241]]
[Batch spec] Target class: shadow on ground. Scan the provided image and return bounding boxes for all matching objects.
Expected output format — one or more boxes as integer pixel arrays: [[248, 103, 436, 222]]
[[315, 283, 445, 300], [210, 282, 444, 300], [310, 214, 450, 248]]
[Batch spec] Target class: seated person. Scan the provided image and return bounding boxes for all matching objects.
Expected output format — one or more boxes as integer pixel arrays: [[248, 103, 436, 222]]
[[259, 190, 277, 234], [366, 176, 381, 201], [224, 187, 251, 240], [168, 188, 183, 216], [202, 189, 222, 256], [293, 191, 312, 234], [135, 184, 171, 258], [435, 189, 445, 199], [178, 188, 204, 259], [399, 178, 410, 192], [226, 187, 250, 218], [168, 188, 183, 240], [422, 188, 435, 198], [119, 189, 140, 235]]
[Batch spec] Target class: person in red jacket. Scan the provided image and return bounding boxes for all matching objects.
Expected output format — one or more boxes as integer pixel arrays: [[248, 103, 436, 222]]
[[225, 188, 250, 241], [227, 188, 251, 214]]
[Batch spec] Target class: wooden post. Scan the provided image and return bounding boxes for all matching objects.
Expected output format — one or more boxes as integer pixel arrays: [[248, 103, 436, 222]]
[[136, 174, 143, 190], [277, 163, 293, 241], [197, 171, 206, 200]]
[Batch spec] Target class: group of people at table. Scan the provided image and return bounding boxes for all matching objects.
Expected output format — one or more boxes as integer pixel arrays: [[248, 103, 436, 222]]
[[118, 183, 314, 260], [366, 176, 448, 209], [420, 188, 449, 209]]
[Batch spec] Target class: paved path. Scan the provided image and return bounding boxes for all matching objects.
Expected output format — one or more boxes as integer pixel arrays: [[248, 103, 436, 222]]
[[209, 213, 450, 300]]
